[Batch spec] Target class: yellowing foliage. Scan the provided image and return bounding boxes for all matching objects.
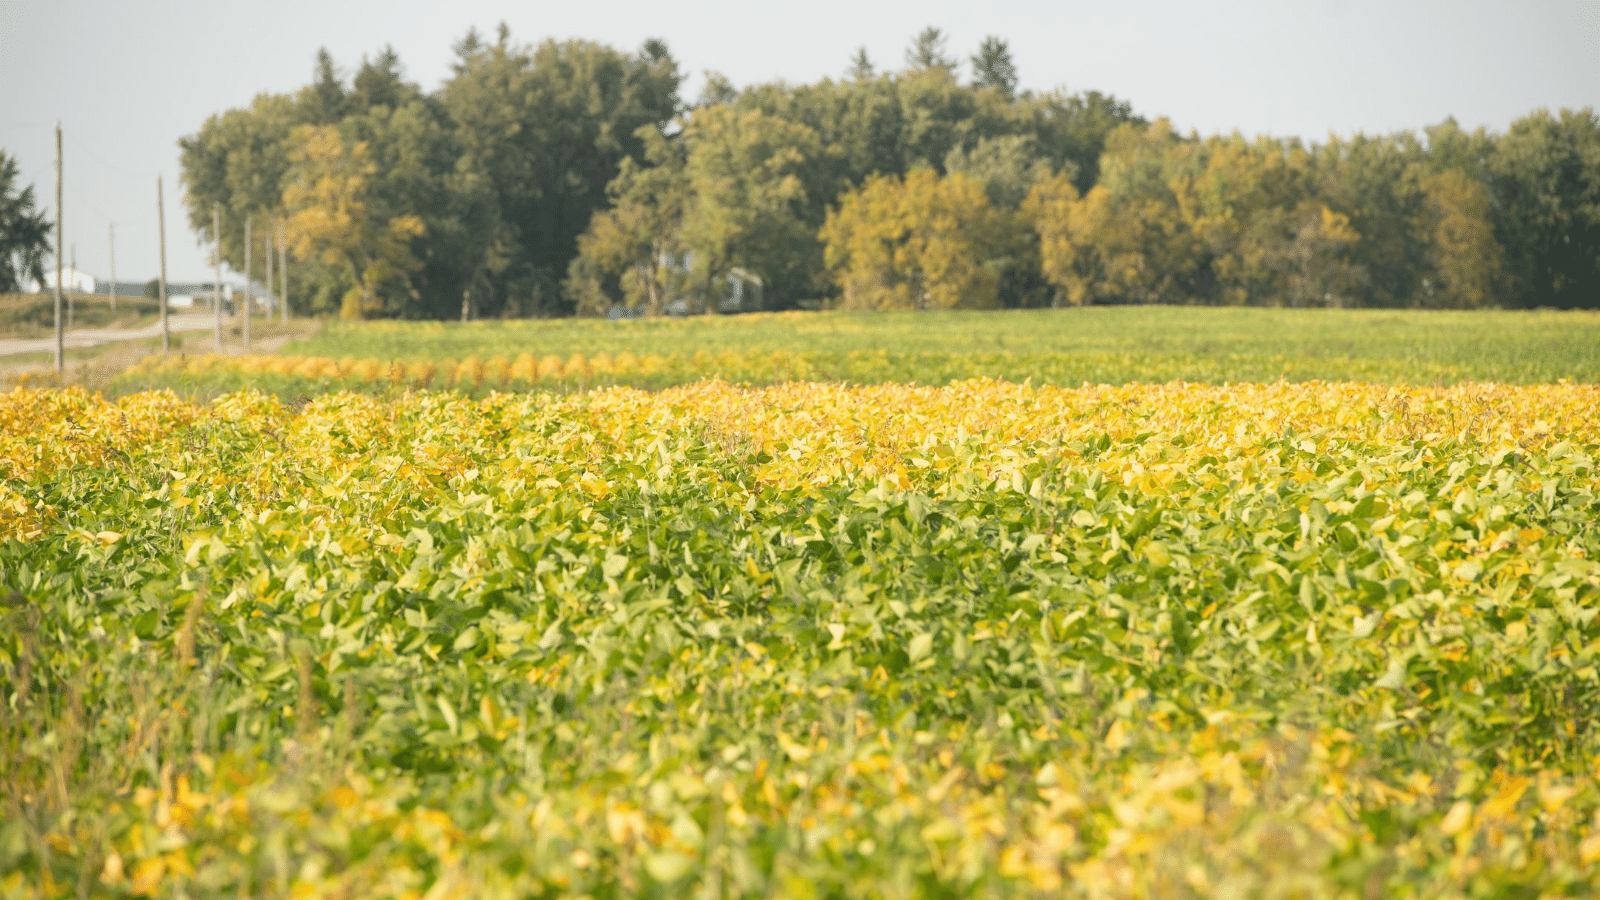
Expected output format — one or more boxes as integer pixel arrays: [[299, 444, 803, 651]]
[[823, 168, 1022, 310], [4, 378, 1599, 897], [282, 124, 426, 319]]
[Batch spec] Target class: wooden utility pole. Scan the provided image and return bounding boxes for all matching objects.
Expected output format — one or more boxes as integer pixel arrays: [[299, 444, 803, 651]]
[[212, 203, 223, 351], [279, 226, 288, 323], [53, 124, 63, 375], [109, 224, 116, 312], [242, 217, 252, 349], [157, 176, 169, 352]]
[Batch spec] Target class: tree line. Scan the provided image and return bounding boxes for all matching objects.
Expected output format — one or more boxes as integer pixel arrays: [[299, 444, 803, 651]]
[[171, 26, 1599, 316]]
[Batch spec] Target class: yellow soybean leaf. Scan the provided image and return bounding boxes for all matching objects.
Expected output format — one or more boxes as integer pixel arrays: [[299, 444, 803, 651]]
[[1439, 800, 1472, 836], [1581, 832, 1600, 865], [129, 857, 165, 896], [1481, 776, 1530, 818], [329, 786, 359, 810], [777, 731, 813, 761], [579, 473, 611, 499], [908, 632, 933, 664], [100, 850, 125, 884], [1143, 541, 1172, 567], [645, 850, 695, 882], [1105, 720, 1129, 752]]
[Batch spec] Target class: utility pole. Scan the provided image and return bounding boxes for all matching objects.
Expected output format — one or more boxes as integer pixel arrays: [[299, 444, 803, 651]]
[[109, 224, 116, 312], [157, 175, 169, 352], [242, 217, 252, 349], [212, 203, 223, 352], [53, 123, 63, 376], [279, 225, 289, 323]]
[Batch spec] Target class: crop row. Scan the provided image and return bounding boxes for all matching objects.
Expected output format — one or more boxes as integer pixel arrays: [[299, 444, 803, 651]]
[[118, 348, 823, 390], [3, 380, 1600, 897], [105, 348, 1497, 402]]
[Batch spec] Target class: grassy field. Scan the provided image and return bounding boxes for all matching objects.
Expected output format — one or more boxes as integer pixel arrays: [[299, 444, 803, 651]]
[[6, 308, 1600, 897], [0, 293, 163, 339], [283, 308, 1600, 376], [102, 307, 1600, 400]]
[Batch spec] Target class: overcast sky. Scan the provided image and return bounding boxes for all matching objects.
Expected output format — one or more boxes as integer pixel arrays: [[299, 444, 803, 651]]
[[2, 0, 1596, 283]]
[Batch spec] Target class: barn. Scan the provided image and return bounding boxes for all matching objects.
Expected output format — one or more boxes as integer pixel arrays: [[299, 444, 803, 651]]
[[21, 266, 96, 295]]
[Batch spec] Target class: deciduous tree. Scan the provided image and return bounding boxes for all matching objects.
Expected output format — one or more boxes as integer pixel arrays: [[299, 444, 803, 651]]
[[281, 125, 425, 318], [1027, 121, 1199, 305], [1418, 169, 1501, 308], [442, 30, 682, 316], [823, 167, 1020, 310], [679, 106, 820, 311], [568, 127, 689, 316], [1490, 107, 1600, 309]]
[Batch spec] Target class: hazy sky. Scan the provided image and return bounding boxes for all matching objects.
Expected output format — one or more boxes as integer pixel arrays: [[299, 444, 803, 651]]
[[2, 0, 1596, 283]]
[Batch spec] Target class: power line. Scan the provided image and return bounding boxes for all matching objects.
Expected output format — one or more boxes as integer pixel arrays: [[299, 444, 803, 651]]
[[16, 152, 164, 231], [63, 132, 161, 181], [54, 185, 159, 228]]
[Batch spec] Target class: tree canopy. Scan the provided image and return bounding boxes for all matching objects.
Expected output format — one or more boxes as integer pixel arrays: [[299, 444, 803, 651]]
[[179, 28, 1600, 317], [180, 27, 680, 319], [0, 150, 53, 293]]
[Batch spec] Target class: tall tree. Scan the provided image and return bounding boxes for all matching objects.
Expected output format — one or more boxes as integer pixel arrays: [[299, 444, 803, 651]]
[[905, 27, 955, 73], [678, 106, 821, 310], [1423, 117, 1496, 176], [0, 150, 52, 293], [898, 65, 974, 172], [281, 125, 425, 318], [1418, 168, 1502, 308], [343, 95, 482, 318], [1026, 121, 1200, 305], [1312, 133, 1430, 307], [823, 167, 1021, 310], [1022, 90, 1145, 194], [946, 135, 1055, 306], [945, 134, 1054, 209], [303, 48, 348, 125], [697, 72, 738, 107], [970, 36, 1018, 100], [177, 92, 299, 275], [442, 30, 682, 316], [1174, 134, 1363, 307], [737, 75, 904, 197], [848, 47, 875, 81], [349, 46, 421, 113], [567, 126, 690, 316], [1490, 107, 1600, 309]]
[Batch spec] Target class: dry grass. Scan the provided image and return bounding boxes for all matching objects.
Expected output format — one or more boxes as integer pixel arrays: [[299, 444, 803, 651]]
[[0, 292, 163, 339], [0, 319, 321, 391]]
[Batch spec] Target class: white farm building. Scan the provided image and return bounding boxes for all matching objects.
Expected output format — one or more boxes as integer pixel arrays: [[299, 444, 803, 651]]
[[21, 267, 96, 295]]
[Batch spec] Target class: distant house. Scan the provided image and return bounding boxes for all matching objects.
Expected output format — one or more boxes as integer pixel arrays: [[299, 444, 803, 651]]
[[165, 283, 229, 311], [242, 279, 279, 312], [21, 267, 96, 294], [94, 280, 152, 297], [15, 272, 278, 313], [655, 253, 766, 316], [724, 267, 764, 312], [163, 282, 276, 313]]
